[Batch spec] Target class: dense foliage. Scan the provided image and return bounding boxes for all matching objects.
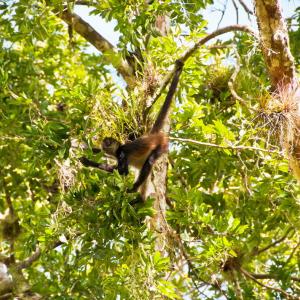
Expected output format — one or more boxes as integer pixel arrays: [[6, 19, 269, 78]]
[[0, 0, 299, 299]]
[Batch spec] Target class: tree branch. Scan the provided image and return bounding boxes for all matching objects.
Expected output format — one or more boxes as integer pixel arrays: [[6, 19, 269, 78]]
[[254, 0, 296, 88], [164, 222, 229, 298], [0, 254, 11, 265], [182, 25, 257, 67], [170, 136, 282, 155], [285, 239, 300, 265], [17, 240, 63, 270], [217, 0, 228, 28], [228, 47, 247, 107], [254, 227, 294, 256], [75, 0, 93, 5], [17, 248, 41, 270], [3, 181, 14, 216], [50, 6, 135, 87], [237, 0, 253, 16], [240, 267, 299, 299], [0, 293, 13, 300], [146, 25, 257, 112], [231, 0, 239, 24], [249, 272, 300, 283]]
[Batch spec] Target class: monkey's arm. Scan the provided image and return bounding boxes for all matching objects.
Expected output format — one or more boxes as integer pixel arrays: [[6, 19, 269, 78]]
[[79, 157, 116, 173]]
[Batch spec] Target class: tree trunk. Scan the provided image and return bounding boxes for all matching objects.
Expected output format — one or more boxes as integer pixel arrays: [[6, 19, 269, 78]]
[[254, 0, 300, 180]]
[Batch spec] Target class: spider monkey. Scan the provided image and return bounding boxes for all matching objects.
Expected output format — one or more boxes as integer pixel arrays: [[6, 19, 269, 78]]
[[80, 59, 183, 192]]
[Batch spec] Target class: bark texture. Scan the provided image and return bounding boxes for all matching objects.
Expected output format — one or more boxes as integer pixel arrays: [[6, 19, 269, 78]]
[[55, 8, 136, 88], [254, 0, 296, 88], [254, 0, 300, 180]]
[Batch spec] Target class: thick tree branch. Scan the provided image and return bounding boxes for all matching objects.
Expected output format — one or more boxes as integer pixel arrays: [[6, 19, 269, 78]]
[[51, 6, 135, 87], [146, 25, 257, 112], [254, 0, 300, 183], [254, 0, 297, 88], [170, 136, 282, 155]]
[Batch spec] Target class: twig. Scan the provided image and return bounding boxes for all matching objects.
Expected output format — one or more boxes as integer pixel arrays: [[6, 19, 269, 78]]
[[237, 0, 254, 16], [170, 136, 282, 155], [254, 227, 294, 256], [146, 25, 257, 113], [240, 267, 299, 299], [217, 0, 228, 28], [228, 47, 244, 104], [231, 0, 239, 24], [228, 47, 256, 111], [285, 239, 300, 265], [208, 43, 234, 50], [249, 272, 300, 283]]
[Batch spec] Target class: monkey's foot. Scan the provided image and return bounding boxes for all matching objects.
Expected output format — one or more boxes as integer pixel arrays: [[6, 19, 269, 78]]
[[129, 194, 144, 205]]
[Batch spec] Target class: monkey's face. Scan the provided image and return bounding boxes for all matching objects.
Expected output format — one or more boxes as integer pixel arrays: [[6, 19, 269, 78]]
[[102, 137, 120, 157]]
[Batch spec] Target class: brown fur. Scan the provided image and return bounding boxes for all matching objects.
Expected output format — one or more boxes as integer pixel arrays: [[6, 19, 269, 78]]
[[122, 132, 168, 169]]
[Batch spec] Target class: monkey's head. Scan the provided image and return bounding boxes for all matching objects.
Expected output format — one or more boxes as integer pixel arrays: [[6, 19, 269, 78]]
[[102, 137, 120, 157]]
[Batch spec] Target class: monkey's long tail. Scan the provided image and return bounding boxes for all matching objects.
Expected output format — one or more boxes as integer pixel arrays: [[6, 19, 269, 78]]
[[150, 60, 183, 134]]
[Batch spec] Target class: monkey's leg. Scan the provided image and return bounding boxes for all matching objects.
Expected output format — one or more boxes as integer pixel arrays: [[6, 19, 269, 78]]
[[117, 151, 129, 175], [79, 157, 116, 173], [129, 146, 163, 192]]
